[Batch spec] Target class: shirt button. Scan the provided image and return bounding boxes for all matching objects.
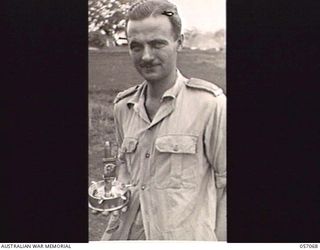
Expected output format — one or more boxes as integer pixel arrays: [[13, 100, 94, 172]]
[[145, 153, 150, 158], [173, 145, 179, 152], [141, 185, 145, 190]]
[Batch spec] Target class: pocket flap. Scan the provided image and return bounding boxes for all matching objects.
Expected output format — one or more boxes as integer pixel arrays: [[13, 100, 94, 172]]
[[155, 135, 197, 154], [121, 137, 138, 153]]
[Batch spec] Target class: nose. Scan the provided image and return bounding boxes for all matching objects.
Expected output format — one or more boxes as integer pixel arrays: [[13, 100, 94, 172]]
[[141, 46, 154, 62]]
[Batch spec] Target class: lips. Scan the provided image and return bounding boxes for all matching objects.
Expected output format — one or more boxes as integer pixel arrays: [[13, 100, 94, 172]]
[[140, 63, 160, 68], [139, 64, 159, 73]]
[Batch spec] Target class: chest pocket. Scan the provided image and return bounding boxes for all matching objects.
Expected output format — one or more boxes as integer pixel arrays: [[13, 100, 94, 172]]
[[120, 137, 138, 174], [154, 135, 198, 189]]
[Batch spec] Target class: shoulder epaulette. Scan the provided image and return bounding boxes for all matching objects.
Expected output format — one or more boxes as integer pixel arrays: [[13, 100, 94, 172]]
[[113, 84, 140, 104], [185, 78, 224, 97]]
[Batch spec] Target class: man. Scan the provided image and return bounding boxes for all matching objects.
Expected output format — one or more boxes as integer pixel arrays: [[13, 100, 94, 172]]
[[101, 0, 226, 241]]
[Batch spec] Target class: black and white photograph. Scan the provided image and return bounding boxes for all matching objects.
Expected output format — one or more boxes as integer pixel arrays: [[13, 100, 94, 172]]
[[88, 0, 226, 241], [3, 0, 320, 247]]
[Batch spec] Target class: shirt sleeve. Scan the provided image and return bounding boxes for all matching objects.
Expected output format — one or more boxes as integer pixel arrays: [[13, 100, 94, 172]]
[[204, 94, 226, 188], [113, 103, 130, 184], [113, 103, 124, 151], [204, 94, 226, 241]]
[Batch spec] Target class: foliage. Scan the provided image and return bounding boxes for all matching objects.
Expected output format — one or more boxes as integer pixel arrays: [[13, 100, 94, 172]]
[[88, 30, 107, 48], [183, 28, 226, 50], [88, 0, 132, 35]]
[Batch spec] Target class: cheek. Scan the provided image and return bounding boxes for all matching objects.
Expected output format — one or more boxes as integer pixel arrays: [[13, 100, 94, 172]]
[[130, 53, 141, 64], [159, 51, 176, 65], [158, 49, 173, 60]]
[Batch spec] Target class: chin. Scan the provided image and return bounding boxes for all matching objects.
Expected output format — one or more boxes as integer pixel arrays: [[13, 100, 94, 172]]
[[140, 71, 162, 82], [144, 77, 161, 83]]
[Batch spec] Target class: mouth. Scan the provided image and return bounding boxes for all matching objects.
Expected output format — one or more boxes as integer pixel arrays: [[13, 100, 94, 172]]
[[141, 64, 160, 69]]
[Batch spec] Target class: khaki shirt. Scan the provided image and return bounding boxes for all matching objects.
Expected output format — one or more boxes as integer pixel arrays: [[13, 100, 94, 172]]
[[112, 71, 226, 240]]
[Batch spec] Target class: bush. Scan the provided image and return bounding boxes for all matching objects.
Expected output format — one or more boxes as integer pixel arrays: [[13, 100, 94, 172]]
[[89, 31, 107, 48]]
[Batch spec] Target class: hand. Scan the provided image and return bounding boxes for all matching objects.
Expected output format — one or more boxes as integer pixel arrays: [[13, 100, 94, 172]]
[[97, 204, 128, 216], [90, 189, 131, 216]]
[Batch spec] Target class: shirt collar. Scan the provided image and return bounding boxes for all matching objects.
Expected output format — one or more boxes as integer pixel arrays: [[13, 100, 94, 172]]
[[161, 69, 187, 101], [126, 82, 145, 108], [126, 69, 187, 108]]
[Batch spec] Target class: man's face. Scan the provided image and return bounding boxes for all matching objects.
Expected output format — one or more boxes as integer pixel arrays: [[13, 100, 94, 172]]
[[126, 15, 182, 82]]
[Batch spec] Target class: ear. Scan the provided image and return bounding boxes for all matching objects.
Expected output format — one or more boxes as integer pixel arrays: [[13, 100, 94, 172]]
[[177, 34, 184, 51]]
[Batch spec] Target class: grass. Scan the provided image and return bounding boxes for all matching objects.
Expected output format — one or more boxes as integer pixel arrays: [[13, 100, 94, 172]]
[[88, 47, 226, 241]]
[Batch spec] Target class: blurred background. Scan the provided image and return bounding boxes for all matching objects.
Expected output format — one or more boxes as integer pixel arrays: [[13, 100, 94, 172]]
[[88, 0, 225, 50], [88, 0, 226, 241]]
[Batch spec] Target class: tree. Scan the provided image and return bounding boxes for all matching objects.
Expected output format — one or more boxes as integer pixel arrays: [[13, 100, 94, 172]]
[[88, 0, 132, 35]]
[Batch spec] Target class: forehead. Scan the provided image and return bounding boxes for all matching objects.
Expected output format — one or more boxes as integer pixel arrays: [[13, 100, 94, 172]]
[[127, 15, 174, 41]]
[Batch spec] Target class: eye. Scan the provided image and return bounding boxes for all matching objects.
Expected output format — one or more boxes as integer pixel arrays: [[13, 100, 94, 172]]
[[151, 41, 167, 49], [130, 42, 143, 52]]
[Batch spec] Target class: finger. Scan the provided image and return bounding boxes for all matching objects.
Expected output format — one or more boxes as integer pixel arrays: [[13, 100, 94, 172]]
[[91, 209, 99, 214], [102, 211, 110, 216], [121, 206, 128, 213], [112, 210, 120, 216]]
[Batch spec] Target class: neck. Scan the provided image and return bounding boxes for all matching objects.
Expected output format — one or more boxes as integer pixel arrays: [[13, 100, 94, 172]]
[[146, 70, 177, 99]]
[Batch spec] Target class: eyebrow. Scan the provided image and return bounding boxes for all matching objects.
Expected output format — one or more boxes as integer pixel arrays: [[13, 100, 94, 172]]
[[149, 39, 168, 44], [129, 39, 168, 45], [129, 40, 140, 45]]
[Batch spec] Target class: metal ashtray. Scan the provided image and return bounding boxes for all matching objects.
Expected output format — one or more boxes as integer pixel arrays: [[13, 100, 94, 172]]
[[89, 141, 131, 212], [88, 180, 130, 212]]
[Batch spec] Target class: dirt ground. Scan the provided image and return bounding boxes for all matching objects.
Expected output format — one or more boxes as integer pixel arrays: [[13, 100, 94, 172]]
[[88, 47, 226, 241]]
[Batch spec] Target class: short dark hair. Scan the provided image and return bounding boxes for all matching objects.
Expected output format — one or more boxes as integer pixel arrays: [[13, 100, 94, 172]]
[[126, 0, 182, 40]]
